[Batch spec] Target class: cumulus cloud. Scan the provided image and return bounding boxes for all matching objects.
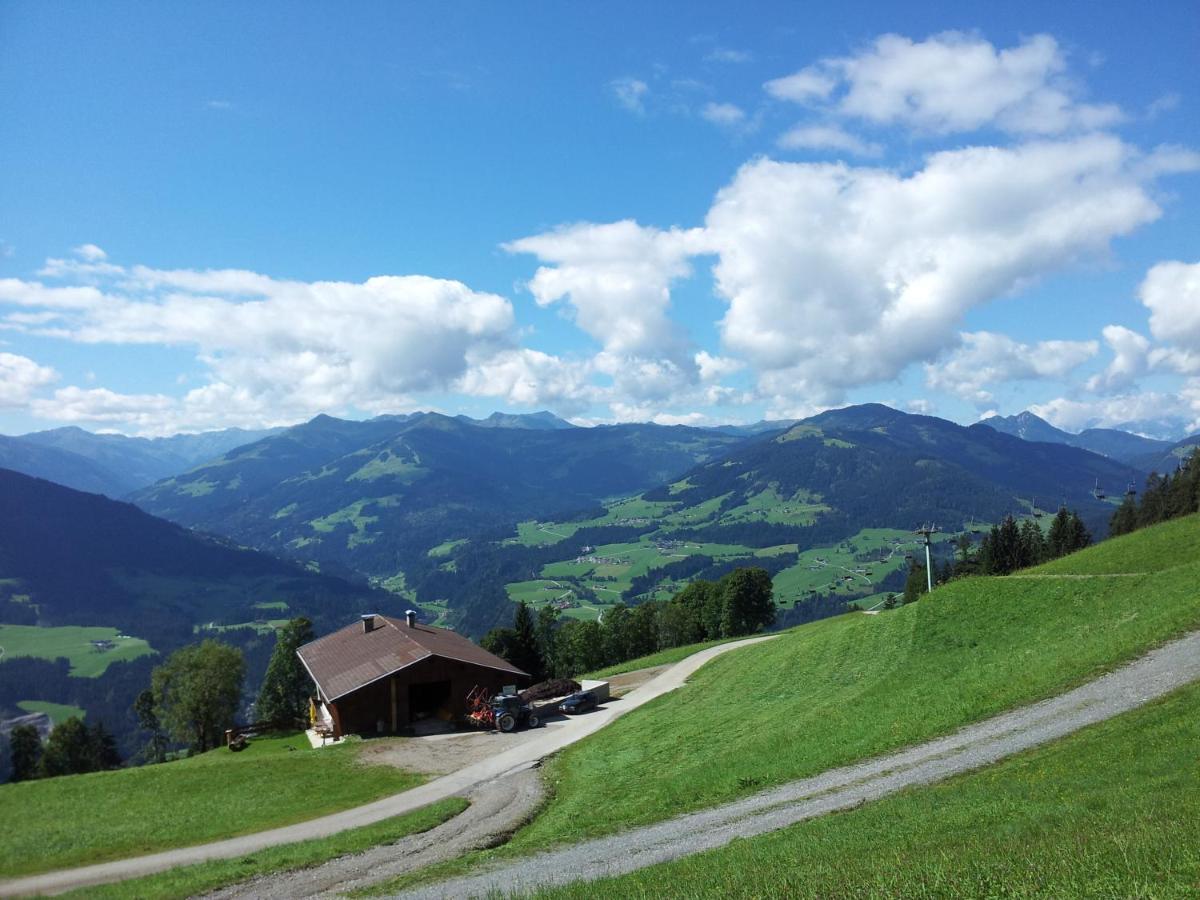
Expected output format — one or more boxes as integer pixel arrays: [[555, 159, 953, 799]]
[[704, 134, 1175, 410], [1032, 388, 1200, 438], [1139, 260, 1200, 348], [700, 102, 746, 127], [0, 352, 58, 408], [74, 244, 108, 262], [504, 220, 706, 362], [1085, 325, 1151, 392], [768, 32, 1123, 136], [30, 386, 176, 427], [777, 123, 882, 157], [0, 260, 516, 433], [925, 331, 1098, 406], [610, 77, 649, 114]]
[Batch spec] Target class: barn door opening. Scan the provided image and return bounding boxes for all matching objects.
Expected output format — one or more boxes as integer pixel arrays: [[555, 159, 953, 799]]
[[408, 680, 452, 722]]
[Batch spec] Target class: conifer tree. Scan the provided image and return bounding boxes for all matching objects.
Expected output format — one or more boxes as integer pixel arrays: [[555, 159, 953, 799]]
[[257, 617, 315, 724]]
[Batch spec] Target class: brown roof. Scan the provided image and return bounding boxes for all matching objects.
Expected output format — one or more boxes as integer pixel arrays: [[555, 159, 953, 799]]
[[297, 614, 528, 702]]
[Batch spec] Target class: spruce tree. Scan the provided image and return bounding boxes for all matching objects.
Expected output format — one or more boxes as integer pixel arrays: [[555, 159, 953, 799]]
[[8, 725, 41, 782], [256, 617, 315, 724]]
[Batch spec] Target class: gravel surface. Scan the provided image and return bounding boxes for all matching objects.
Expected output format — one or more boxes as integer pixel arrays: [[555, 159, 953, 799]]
[[205, 768, 546, 900], [394, 629, 1200, 899]]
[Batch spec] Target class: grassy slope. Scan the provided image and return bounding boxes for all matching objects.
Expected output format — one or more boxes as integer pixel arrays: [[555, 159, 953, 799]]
[[543, 679, 1200, 899], [66, 798, 468, 900], [582, 638, 745, 680], [511, 513, 1200, 850], [16, 700, 86, 724], [0, 733, 422, 878], [0, 624, 154, 677]]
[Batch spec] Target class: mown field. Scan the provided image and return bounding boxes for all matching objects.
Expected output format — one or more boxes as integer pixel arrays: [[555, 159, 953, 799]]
[[543, 679, 1200, 898], [0, 624, 154, 677], [372, 513, 1200, 893], [0, 733, 423, 878]]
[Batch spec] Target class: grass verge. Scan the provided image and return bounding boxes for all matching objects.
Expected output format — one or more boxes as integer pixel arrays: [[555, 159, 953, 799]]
[[0, 733, 423, 878], [63, 798, 468, 900], [364, 513, 1200, 894], [539, 680, 1200, 898], [581, 637, 743, 680]]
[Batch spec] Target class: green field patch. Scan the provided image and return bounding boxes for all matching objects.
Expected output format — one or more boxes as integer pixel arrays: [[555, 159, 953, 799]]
[[428, 538, 467, 557], [774, 424, 823, 443], [823, 437, 854, 448], [272, 503, 298, 519], [0, 625, 154, 677], [507, 520, 581, 547], [252, 600, 288, 611], [175, 479, 217, 498], [346, 448, 424, 483], [660, 492, 732, 527], [717, 485, 828, 527], [17, 700, 86, 724], [197, 618, 289, 635], [771, 527, 954, 607], [0, 732, 424, 879], [667, 478, 693, 495], [308, 498, 399, 549]]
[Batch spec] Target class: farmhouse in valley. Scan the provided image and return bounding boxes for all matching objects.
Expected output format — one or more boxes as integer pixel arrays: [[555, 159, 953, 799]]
[[297, 611, 528, 738]]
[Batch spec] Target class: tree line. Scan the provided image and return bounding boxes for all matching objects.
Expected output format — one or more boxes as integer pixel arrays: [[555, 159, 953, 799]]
[[481, 566, 777, 682], [1109, 453, 1198, 537], [3, 618, 316, 782]]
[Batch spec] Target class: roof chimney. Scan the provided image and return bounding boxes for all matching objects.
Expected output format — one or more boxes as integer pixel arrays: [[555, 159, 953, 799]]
[[405, 609, 417, 628], [361, 614, 376, 634]]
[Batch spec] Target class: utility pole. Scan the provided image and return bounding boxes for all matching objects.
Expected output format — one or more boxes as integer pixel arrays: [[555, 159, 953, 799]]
[[914, 525, 938, 593]]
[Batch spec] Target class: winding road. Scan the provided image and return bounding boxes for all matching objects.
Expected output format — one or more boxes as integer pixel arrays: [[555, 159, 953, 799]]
[[395, 629, 1200, 899]]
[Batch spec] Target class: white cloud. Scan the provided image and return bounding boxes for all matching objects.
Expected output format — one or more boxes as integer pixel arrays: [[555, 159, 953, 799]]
[[924, 331, 1098, 406], [73, 244, 107, 262], [455, 348, 598, 414], [610, 77, 649, 114], [0, 352, 58, 408], [1139, 260, 1200, 348], [703, 134, 1179, 410], [1085, 325, 1150, 392], [777, 123, 882, 157], [764, 67, 837, 103], [1, 261, 516, 433], [1032, 389, 1200, 438], [768, 32, 1123, 136], [30, 386, 175, 427], [1146, 93, 1180, 119], [503, 220, 706, 361], [701, 102, 746, 127], [694, 350, 743, 382]]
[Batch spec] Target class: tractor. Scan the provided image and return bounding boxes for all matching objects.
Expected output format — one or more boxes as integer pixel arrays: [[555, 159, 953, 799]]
[[465, 686, 541, 732]]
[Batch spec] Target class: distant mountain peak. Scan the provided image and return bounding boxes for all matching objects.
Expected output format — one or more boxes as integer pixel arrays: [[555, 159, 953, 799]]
[[458, 411, 576, 430]]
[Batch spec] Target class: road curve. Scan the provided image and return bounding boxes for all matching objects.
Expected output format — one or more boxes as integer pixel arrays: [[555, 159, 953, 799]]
[[396, 629, 1200, 899], [0, 636, 776, 898]]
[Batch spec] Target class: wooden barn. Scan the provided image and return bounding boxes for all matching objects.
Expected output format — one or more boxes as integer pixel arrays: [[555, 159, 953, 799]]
[[297, 611, 528, 738]]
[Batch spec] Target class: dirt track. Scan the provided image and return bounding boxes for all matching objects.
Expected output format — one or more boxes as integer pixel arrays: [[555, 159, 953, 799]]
[[205, 768, 546, 900], [394, 629, 1200, 899]]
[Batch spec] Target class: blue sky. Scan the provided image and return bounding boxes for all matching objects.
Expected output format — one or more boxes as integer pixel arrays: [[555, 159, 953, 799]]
[[1, 1, 1197, 437]]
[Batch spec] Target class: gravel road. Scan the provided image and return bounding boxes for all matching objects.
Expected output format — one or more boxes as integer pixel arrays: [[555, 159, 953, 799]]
[[395, 629, 1200, 899], [205, 768, 546, 900]]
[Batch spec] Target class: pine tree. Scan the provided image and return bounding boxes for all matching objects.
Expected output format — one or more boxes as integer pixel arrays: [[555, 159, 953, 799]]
[[256, 617, 316, 724], [510, 601, 544, 680], [1047, 507, 1072, 559], [534, 605, 559, 676], [133, 689, 167, 764], [1018, 518, 1046, 568], [1109, 496, 1137, 536], [902, 560, 926, 603], [8, 725, 41, 782]]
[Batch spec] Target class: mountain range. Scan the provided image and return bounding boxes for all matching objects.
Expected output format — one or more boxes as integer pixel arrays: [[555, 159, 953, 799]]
[[980, 410, 1198, 474], [0, 425, 280, 497]]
